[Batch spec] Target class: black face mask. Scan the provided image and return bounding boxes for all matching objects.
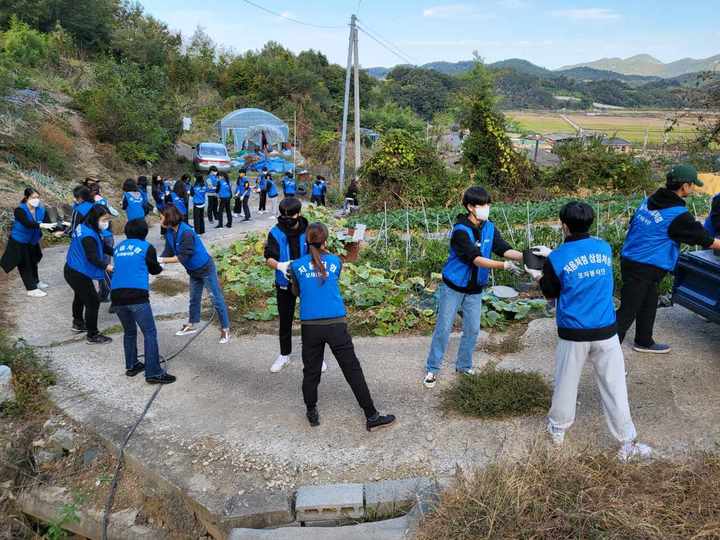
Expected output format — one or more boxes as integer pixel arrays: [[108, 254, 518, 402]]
[[278, 215, 299, 228]]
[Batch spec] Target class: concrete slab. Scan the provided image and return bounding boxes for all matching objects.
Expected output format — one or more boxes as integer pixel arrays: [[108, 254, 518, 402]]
[[229, 516, 411, 540], [365, 477, 435, 517], [295, 483, 364, 521]]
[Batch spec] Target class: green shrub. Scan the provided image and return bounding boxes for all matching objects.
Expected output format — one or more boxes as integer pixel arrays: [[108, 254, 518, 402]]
[[12, 134, 68, 175], [442, 365, 551, 419], [1, 16, 48, 67]]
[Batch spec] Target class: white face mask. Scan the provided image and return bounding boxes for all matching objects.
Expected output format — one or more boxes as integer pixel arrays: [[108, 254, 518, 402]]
[[99, 221, 110, 231], [28, 198, 41, 208], [474, 204, 490, 221]]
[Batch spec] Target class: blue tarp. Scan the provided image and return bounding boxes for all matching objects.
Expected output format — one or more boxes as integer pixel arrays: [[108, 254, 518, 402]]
[[246, 156, 294, 174]]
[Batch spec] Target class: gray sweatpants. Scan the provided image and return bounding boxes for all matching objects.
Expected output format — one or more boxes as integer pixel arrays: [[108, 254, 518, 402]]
[[548, 335, 637, 443]]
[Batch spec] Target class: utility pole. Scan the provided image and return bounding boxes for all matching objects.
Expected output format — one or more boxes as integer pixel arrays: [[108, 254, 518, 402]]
[[293, 109, 297, 174], [338, 15, 357, 195], [643, 127, 648, 152], [352, 18, 361, 178]]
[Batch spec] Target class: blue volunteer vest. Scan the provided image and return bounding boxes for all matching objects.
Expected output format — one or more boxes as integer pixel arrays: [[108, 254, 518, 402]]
[[170, 192, 187, 215], [291, 253, 346, 321], [166, 222, 211, 272], [66, 223, 106, 279], [111, 239, 150, 291], [442, 221, 494, 289], [206, 174, 218, 194], [270, 226, 307, 287], [218, 179, 232, 198], [124, 192, 145, 221], [192, 185, 207, 205], [139, 189, 148, 206], [704, 194, 719, 238], [11, 204, 45, 245], [549, 237, 616, 332], [258, 178, 267, 191], [311, 183, 323, 197], [267, 180, 278, 198], [283, 178, 296, 195], [621, 198, 688, 271]]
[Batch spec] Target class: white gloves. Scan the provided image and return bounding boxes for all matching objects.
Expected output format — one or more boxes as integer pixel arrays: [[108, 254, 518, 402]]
[[531, 245, 552, 258], [525, 266, 543, 281], [39, 223, 55, 230], [503, 261, 522, 275], [276, 261, 291, 277]]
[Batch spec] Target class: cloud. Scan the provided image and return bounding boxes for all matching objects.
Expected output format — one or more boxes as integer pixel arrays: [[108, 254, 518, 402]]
[[498, 0, 530, 8], [422, 3, 494, 19], [551, 8, 621, 20]]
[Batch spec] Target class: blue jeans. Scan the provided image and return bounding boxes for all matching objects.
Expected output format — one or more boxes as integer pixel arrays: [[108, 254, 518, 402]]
[[189, 259, 230, 329], [425, 284, 483, 374], [115, 303, 162, 379]]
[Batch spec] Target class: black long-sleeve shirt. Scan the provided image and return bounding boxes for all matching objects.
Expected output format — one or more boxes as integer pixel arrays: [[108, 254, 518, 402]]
[[264, 217, 310, 262], [443, 214, 513, 295], [110, 245, 163, 306], [710, 194, 720, 234], [161, 229, 211, 278], [81, 236, 113, 270], [14, 206, 51, 229]]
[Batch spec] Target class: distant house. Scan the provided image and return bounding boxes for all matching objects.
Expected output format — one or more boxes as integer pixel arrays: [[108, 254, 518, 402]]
[[601, 137, 632, 153], [543, 133, 580, 148]]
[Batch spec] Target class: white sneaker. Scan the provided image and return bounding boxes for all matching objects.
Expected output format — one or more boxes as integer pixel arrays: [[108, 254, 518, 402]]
[[423, 372, 437, 389], [219, 329, 230, 344], [321, 361, 327, 372], [547, 424, 565, 445], [175, 324, 197, 336], [618, 441, 652, 462], [27, 289, 47, 297], [270, 354, 291, 373], [37, 281, 49, 289], [456, 368, 476, 376]]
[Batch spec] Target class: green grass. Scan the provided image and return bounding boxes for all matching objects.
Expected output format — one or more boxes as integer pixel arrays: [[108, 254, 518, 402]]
[[0, 331, 55, 417], [441, 365, 551, 419]]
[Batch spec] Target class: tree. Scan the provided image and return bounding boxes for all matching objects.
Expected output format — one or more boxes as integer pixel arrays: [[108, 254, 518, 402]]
[[456, 62, 536, 190], [362, 102, 425, 136]]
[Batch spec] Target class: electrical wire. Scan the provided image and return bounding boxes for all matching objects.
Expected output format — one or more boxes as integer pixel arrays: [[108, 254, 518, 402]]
[[356, 23, 416, 66], [239, 0, 346, 29], [100, 309, 216, 540]]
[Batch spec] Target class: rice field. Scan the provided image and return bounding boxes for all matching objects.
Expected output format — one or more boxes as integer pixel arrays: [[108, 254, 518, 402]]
[[509, 111, 700, 144]]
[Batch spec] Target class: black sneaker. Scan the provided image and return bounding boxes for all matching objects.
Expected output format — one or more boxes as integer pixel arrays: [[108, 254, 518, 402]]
[[226, 224, 232, 228], [71, 322, 87, 334], [126, 362, 145, 377], [215, 224, 223, 229], [87, 334, 112, 344], [366, 413, 396, 432], [147, 373, 176, 385], [306, 407, 320, 427]]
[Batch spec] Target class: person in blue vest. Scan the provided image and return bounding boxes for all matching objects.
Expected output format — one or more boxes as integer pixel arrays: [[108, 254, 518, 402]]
[[87, 182, 117, 303], [530, 201, 652, 460], [423, 186, 523, 388], [1, 188, 54, 297], [158, 206, 231, 344], [257, 169, 268, 214], [216, 171, 233, 228], [319, 176, 328, 206], [151, 175, 166, 213], [234, 169, 252, 222], [288, 222, 395, 431], [190, 174, 207, 235], [310, 176, 325, 206], [111, 219, 176, 385], [617, 165, 720, 354], [136, 175, 151, 214], [704, 192, 720, 238], [70, 185, 95, 233], [265, 197, 326, 373], [266, 173, 279, 216], [121, 178, 146, 222], [282, 173, 296, 198], [64, 204, 114, 344], [167, 180, 189, 222], [205, 166, 220, 224]]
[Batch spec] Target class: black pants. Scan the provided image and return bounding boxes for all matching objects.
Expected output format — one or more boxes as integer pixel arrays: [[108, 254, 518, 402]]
[[18, 259, 39, 290], [320, 195, 326, 206], [277, 286, 296, 356], [207, 196, 218, 222], [242, 196, 251, 220], [233, 196, 242, 215], [311, 196, 322, 205], [64, 264, 100, 336], [616, 259, 664, 347], [217, 198, 232, 227], [193, 206, 205, 234], [301, 323, 377, 418], [259, 192, 267, 211]]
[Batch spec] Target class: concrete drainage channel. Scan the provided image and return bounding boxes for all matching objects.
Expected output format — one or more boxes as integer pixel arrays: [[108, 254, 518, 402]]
[[229, 477, 443, 540]]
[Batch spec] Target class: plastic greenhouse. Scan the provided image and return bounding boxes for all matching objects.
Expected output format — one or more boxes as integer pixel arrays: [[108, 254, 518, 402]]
[[217, 108, 289, 150]]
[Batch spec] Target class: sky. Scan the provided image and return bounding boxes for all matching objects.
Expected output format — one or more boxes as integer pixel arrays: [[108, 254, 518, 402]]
[[139, 0, 720, 70]]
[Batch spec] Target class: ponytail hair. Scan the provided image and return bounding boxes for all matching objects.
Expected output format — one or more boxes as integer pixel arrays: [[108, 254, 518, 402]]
[[306, 222, 329, 282], [22, 187, 38, 202]]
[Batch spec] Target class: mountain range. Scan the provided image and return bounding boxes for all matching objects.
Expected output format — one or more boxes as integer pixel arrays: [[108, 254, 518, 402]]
[[367, 53, 720, 82]]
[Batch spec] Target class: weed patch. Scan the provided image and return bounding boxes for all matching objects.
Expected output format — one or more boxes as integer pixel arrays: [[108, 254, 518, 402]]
[[418, 449, 720, 540], [441, 365, 551, 419], [152, 276, 186, 297], [0, 332, 55, 418]]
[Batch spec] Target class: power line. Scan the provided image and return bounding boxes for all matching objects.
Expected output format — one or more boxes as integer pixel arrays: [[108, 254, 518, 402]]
[[239, 0, 346, 29], [356, 19, 416, 65], [356, 25, 415, 66]]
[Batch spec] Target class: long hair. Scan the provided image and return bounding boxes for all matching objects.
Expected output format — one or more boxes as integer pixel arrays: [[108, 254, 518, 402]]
[[306, 222, 329, 281], [173, 179, 188, 199], [22, 187, 38, 203]]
